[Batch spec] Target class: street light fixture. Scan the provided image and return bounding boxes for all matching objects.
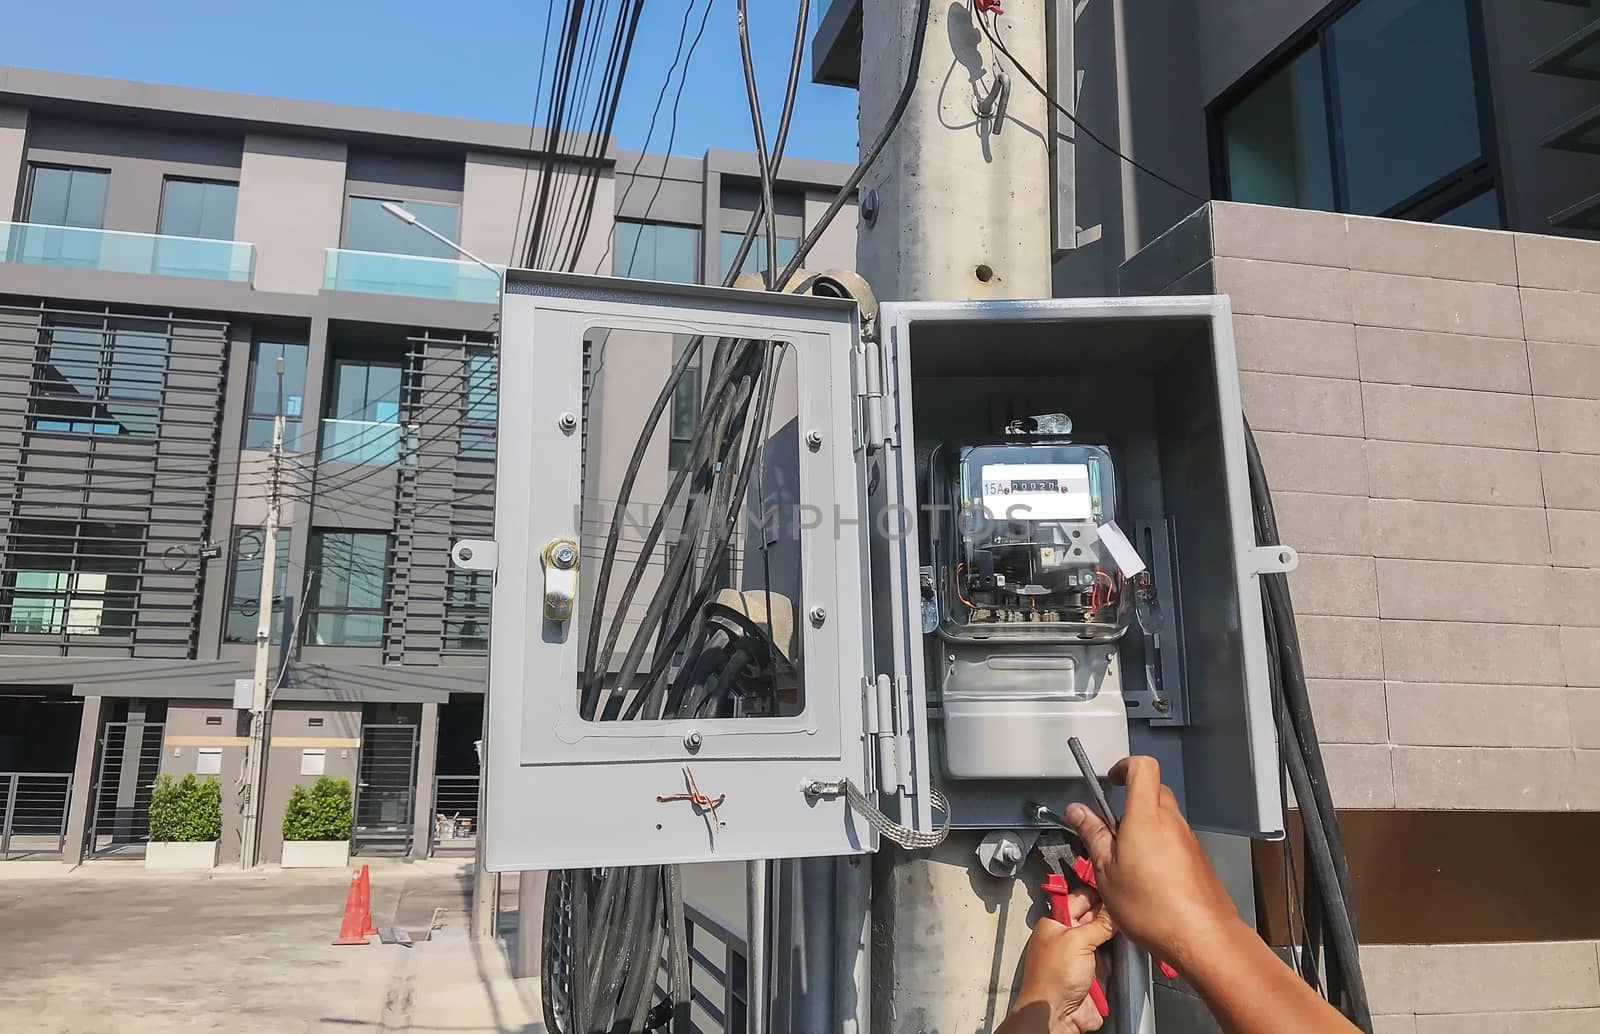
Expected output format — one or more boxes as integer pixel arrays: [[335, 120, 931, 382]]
[[379, 201, 503, 294]]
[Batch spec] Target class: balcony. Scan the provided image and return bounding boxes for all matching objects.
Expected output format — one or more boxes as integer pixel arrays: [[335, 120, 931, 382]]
[[0, 222, 255, 282], [322, 249, 499, 304]]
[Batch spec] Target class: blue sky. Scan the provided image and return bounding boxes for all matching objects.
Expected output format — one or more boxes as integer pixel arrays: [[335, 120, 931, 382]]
[[3, 0, 860, 164]]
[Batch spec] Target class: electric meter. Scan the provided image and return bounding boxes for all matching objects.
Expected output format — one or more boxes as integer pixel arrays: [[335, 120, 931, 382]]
[[925, 435, 1135, 783], [931, 441, 1130, 643]]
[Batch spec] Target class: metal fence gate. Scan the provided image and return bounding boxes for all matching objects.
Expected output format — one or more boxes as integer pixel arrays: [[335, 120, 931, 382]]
[[88, 721, 164, 857], [430, 773, 479, 853], [0, 772, 73, 858], [353, 724, 418, 854]]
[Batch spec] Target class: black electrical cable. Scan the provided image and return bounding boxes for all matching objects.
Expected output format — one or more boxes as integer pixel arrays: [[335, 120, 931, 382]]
[[775, 0, 932, 288], [549, 0, 931, 1025], [734, 0, 780, 285], [1246, 419, 1373, 1032], [975, 9, 1206, 204], [611, 0, 715, 276], [721, 0, 808, 283]]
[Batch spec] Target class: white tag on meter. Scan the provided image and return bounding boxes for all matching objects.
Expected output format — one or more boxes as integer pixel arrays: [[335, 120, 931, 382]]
[[1097, 520, 1147, 577]]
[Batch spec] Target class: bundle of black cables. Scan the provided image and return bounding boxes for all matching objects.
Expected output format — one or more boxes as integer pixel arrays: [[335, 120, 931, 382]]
[[1245, 421, 1374, 1034], [538, 0, 934, 1027]]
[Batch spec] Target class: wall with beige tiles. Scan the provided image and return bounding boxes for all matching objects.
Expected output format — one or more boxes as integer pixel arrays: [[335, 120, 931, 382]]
[[1125, 202, 1600, 1029], [1122, 201, 1600, 817]]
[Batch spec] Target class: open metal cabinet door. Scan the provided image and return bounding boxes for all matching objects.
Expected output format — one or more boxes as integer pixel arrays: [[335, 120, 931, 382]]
[[478, 271, 881, 871], [875, 296, 1285, 840]]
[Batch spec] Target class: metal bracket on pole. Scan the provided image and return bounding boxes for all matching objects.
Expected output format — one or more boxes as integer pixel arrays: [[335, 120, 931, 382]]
[[452, 539, 498, 571], [1246, 544, 1299, 576]]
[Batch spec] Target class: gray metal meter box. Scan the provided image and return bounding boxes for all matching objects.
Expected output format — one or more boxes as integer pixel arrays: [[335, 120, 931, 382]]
[[477, 273, 1285, 873]]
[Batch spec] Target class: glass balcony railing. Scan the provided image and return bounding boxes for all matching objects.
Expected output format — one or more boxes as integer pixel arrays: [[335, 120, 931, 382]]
[[320, 419, 406, 466], [0, 222, 255, 282], [322, 248, 500, 304]]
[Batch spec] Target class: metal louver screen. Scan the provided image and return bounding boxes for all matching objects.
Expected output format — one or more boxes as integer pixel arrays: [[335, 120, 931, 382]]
[[0, 304, 227, 657]]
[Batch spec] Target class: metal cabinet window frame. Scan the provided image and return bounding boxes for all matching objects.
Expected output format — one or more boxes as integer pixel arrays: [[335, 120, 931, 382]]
[[481, 271, 882, 871]]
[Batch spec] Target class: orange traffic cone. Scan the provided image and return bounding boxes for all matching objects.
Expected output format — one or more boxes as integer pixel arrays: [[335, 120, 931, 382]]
[[359, 864, 379, 937], [332, 867, 370, 945]]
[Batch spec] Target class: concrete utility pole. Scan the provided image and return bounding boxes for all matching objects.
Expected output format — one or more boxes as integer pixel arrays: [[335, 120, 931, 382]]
[[239, 359, 286, 869], [853, 3, 1159, 1033]]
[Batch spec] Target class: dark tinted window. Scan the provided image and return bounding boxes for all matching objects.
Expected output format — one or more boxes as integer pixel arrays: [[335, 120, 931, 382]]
[[1434, 188, 1501, 230], [1329, 0, 1483, 214], [309, 531, 390, 647], [614, 221, 699, 282], [26, 166, 107, 228], [225, 527, 293, 643], [1218, 0, 1492, 224], [160, 179, 238, 240], [244, 340, 308, 450], [32, 319, 166, 437], [720, 230, 799, 282], [1220, 47, 1334, 210], [344, 197, 460, 259]]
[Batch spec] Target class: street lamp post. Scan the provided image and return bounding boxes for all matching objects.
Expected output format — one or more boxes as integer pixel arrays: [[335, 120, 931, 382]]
[[380, 202, 506, 944]]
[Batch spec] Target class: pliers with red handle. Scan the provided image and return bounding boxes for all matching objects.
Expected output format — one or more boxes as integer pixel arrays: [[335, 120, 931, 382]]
[[1064, 854, 1181, 982], [1042, 870, 1112, 1018]]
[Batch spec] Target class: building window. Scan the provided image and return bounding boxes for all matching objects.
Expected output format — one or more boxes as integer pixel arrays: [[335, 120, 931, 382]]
[[31, 318, 166, 437], [614, 221, 699, 282], [308, 531, 390, 647], [322, 356, 403, 464], [224, 527, 293, 644], [343, 197, 460, 259], [25, 166, 108, 228], [1217, 0, 1495, 225], [0, 520, 142, 638], [719, 230, 800, 282], [1219, 48, 1334, 211], [461, 346, 496, 457], [669, 347, 700, 471], [159, 179, 238, 240], [445, 570, 491, 652], [244, 340, 307, 450]]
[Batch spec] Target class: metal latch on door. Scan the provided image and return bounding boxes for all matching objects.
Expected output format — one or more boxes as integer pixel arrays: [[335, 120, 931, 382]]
[[541, 538, 579, 621]]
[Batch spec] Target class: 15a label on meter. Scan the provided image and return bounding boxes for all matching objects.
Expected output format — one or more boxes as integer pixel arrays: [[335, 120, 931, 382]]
[[980, 463, 1092, 521]]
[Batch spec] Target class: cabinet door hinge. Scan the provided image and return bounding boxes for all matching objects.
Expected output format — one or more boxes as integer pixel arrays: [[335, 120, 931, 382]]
[[853, 341, 894, 454], [866, 673, 912, 796]]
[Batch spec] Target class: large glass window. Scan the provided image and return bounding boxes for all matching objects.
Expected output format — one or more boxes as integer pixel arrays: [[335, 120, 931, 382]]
[[343, 197, 460, 259], [461, 346, 496, 457], [669, 348, 700, 471], [224, 527, 293, 643], [1218, 0, 1494, 224], [159, 179, 238, 240], [719, 230, 800, 282], [31, 319, 166, 437], [614, 221, 699, 282], [308, 531, 390, 647], [25, 166, 108, 228], [445, 570, 491, 652], [1220, 48, 1334, 211], [322, 356, 403, 464], [244, 340, 308, 450], [1, 520, 142, 638], [1328, 0, 1483, 215]]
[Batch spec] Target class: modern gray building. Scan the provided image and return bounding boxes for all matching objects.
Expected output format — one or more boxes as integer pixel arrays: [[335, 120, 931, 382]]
[[812, 2, 1600, 1029], [0, 66, 858, 864], [817, 0, 1600, 289]]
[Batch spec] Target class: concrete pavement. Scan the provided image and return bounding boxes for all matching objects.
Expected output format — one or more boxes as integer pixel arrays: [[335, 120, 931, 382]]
[[0, 858, 542, 1032]]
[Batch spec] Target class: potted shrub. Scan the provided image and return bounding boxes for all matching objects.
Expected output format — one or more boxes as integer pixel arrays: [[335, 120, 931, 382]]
[[145, 773, 222, 870], [280, 776, 353, 868]]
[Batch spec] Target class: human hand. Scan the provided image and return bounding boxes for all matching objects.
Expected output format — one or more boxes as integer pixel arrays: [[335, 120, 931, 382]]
[[1002, 888, 1114, 1034], [1065, 756, 1242, 970]]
